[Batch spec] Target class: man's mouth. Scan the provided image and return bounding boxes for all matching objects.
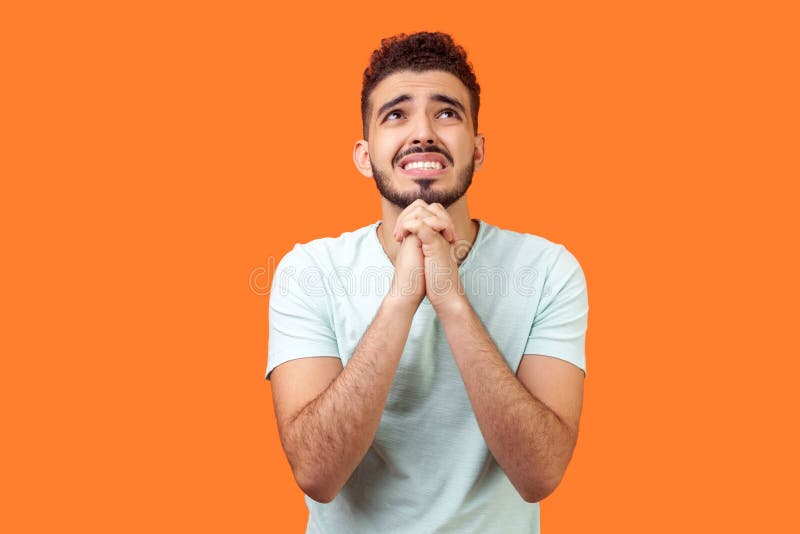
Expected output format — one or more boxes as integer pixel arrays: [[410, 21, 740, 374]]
[[396, 150, 450, 177], [399, 160, 447, 177], [403, 160, 444, 170]]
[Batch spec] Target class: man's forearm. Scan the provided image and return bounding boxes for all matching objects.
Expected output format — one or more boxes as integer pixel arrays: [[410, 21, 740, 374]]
[[437, 298, 578, 503], [282, 296, 416, 503]]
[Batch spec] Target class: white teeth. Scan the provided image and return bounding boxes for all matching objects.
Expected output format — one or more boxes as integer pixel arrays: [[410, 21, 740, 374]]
[[403, 161, 443, 170]]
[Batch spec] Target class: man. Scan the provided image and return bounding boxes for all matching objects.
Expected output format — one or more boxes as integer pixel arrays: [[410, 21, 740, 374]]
[[267, 32, 588, 533]]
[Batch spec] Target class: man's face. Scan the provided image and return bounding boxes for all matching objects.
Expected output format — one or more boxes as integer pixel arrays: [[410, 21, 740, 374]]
[[355, 70, 484, 209]]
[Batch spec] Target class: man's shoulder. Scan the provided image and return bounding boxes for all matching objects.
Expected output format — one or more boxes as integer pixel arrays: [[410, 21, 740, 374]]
[[278, 222, 380, 270], [478, 220, 574, 267]]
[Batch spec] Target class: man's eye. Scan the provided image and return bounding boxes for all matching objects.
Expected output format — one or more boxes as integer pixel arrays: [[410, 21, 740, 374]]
[[386, 111, 403, 120], [438, 109, 460, 119]]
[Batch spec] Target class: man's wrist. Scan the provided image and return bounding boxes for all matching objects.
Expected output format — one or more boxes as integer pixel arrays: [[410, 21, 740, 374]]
[[382, 292, 423, 317], [431, 292, 471, 321]]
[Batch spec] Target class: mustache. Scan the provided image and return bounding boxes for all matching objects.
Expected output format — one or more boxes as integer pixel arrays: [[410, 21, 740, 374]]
[[392, 146, 454, 167]]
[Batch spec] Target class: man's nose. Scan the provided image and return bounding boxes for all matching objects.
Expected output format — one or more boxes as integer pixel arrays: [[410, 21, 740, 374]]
[[410, 115, 437, 145]]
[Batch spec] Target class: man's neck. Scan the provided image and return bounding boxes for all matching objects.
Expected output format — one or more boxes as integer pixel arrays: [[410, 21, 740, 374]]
[[377, 195, 478, 265]]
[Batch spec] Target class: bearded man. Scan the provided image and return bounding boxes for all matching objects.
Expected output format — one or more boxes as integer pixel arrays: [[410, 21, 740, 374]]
[[266, 32, 589, 533]]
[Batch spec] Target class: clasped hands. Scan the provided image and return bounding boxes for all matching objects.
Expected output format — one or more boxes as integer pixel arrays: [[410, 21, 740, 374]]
[[389, 199, 466, 313]]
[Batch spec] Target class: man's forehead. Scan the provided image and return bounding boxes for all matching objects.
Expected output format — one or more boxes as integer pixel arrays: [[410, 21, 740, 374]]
[[370, 70, 470, 109]]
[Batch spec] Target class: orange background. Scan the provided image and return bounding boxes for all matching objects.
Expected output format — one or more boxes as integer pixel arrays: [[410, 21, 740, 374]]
[[2, 1, 799, 532]]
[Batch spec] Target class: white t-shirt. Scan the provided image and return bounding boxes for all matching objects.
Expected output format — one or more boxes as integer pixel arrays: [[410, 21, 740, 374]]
[[267, 219, 588, 533]]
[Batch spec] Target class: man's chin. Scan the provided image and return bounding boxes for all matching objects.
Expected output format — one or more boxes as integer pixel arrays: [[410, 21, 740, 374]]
[[381, 190, 466, 210], [408, 178, 435, 191]]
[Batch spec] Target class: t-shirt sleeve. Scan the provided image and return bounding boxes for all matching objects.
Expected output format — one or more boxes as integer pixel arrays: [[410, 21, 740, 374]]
[[522, 245, 589, 374], [266, 246, 340, 380]]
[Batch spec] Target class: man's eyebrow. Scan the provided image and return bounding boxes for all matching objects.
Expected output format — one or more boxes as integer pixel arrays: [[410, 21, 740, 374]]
[[431, 94, 466, 113], [376, 95, 412, 119]]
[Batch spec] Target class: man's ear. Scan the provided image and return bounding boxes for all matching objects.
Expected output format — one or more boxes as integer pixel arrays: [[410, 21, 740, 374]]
[[353, 140, 373, 177], [473, 134, 486, 171]]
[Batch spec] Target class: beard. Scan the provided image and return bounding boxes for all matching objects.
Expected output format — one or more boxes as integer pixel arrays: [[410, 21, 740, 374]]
[[371, 158, 475, 210]]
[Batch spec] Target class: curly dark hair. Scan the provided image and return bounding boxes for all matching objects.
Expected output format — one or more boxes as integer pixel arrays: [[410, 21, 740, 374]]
[[361, 32, 481, 139]]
